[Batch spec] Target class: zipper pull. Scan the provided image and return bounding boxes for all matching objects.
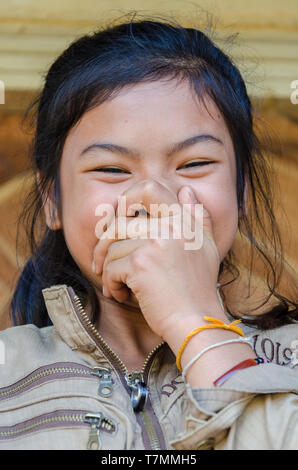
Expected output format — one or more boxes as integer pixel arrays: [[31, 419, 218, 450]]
[[84, 412, 103, 450], [91, 366, 113, 397], [125, 370, 148, 412]]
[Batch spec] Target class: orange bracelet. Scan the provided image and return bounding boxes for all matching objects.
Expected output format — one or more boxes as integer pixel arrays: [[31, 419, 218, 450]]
[[176, 316, 245, 372]]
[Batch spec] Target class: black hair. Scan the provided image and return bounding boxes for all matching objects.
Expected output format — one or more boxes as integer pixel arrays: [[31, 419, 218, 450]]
[[10, 11, 298, 329]]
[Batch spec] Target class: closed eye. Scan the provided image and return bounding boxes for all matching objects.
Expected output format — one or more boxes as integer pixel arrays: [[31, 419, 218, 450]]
[[94, 167, 129, 173], [94, 161, 214, 173], [178, 161, 214, 169]]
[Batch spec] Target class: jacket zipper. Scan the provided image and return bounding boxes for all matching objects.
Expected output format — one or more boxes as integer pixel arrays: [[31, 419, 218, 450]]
[[84, 411, 114, 449], [0, 409, 115, 449], [0, 362, 112, 401], [68, 286, 166, 450]]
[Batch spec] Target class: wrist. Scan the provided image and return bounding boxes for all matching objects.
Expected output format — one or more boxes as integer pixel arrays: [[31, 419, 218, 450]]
[[160, 301, 257, 388], [161, 299, 227, 355]]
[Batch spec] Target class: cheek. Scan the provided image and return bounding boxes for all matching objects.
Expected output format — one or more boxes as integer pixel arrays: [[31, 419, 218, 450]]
[[62, 201, 97, 269], [60, 184, 104, 273], [212, 188, 239, 261], [213, 203, 238, 261], [60, 180, 120, 277]]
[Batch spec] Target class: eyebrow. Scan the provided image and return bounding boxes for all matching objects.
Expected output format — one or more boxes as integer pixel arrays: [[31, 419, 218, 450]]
[[79, 134, 223, 159]]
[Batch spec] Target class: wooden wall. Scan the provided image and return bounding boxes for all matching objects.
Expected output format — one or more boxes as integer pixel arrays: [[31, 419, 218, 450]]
[[0, 0, 297, 97]]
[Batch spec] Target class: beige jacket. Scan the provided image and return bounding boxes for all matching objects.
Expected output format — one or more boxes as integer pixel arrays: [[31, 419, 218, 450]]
[[0, 284, 297, 450]]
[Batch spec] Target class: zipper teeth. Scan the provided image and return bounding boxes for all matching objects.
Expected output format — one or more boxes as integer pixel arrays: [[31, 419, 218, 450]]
[[140, 342, 164, 377], [72, 290, 165, 450], [72, 293, 165, 380], [0, 412, 115, 438], [0, 413, 84, 438], [73, 295, 128, 375], [0, 366, 91, 399], [141, 410, 161, 450]]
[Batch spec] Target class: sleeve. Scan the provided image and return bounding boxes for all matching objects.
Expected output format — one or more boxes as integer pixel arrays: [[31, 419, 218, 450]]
[[169, 363, 298, 450]]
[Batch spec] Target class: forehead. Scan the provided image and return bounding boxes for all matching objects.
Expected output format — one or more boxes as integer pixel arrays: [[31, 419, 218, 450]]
[[64, 79, 234, 158]]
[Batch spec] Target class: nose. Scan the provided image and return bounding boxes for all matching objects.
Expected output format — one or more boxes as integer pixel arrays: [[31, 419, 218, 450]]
[[136, 178, 180, 200], [117, 177, 183, 218]]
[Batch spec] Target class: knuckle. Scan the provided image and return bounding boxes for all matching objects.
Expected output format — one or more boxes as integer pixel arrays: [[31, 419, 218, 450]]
[[130, 249, 147, 270]]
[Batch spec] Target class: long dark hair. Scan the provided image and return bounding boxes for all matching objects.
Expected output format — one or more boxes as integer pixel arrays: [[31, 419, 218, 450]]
[[11, 12, 298, 329]]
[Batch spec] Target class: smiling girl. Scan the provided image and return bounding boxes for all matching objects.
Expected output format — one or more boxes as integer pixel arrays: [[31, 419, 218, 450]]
[[0, 14, 297, 450]]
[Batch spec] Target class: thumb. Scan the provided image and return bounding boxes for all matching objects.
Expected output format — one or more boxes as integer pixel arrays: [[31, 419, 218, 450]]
[[178, 186, 214, 239]]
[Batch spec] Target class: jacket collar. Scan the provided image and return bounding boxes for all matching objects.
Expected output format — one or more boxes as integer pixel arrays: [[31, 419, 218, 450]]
[[41, 283, 170, 373], [42, 284, 104, 358], [41, 283, 234, 354]]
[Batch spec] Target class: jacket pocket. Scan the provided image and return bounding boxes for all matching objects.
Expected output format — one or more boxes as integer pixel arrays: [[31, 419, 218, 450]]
[[0, 408, 116, 450], [0, 362, 109, 401]]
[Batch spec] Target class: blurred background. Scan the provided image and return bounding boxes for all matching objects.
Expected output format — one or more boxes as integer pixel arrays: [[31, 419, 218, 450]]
[[0, 0, 297, 329]]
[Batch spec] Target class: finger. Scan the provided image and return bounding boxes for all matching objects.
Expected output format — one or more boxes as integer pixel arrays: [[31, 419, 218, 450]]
[[93, 215, 154, 275], [102, 237, 149, 300], [102, 255, 132, 303], [179, 187, 219, 260], [93, 201, 184, 276], [177, 185, 197, 234], [102, 237, 146, 274], [178, 185, 214, 240]]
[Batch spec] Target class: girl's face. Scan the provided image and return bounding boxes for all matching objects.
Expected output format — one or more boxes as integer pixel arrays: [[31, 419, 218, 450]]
[[47, 80, 239, 293]]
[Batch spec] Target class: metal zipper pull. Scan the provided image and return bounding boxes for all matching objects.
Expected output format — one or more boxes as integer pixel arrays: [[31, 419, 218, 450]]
[[125, 371, 148, 412], [84, 412, 103, 450], [91, 366, 113, 398]]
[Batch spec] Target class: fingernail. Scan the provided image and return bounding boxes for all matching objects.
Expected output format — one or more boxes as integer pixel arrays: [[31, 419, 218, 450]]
[[102, 286, 106, 296], [92, 260, 96, 273]]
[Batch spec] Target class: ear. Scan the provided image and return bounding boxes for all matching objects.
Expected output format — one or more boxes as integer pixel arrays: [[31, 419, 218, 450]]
[[37, 171, 62, 230]]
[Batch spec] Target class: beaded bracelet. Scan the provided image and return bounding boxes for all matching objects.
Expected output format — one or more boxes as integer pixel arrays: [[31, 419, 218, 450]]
[[213, 357, 267, 387]]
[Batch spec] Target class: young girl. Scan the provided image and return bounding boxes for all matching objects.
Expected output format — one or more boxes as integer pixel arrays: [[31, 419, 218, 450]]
[[0, 14, 297, 450]]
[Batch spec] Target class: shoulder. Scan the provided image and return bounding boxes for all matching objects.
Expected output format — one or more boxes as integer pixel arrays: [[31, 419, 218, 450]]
[[0, 324, 54, 353], [219, 322, 298, 393], [0, 324, 69, 385], [0, 323, 49, 348]]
